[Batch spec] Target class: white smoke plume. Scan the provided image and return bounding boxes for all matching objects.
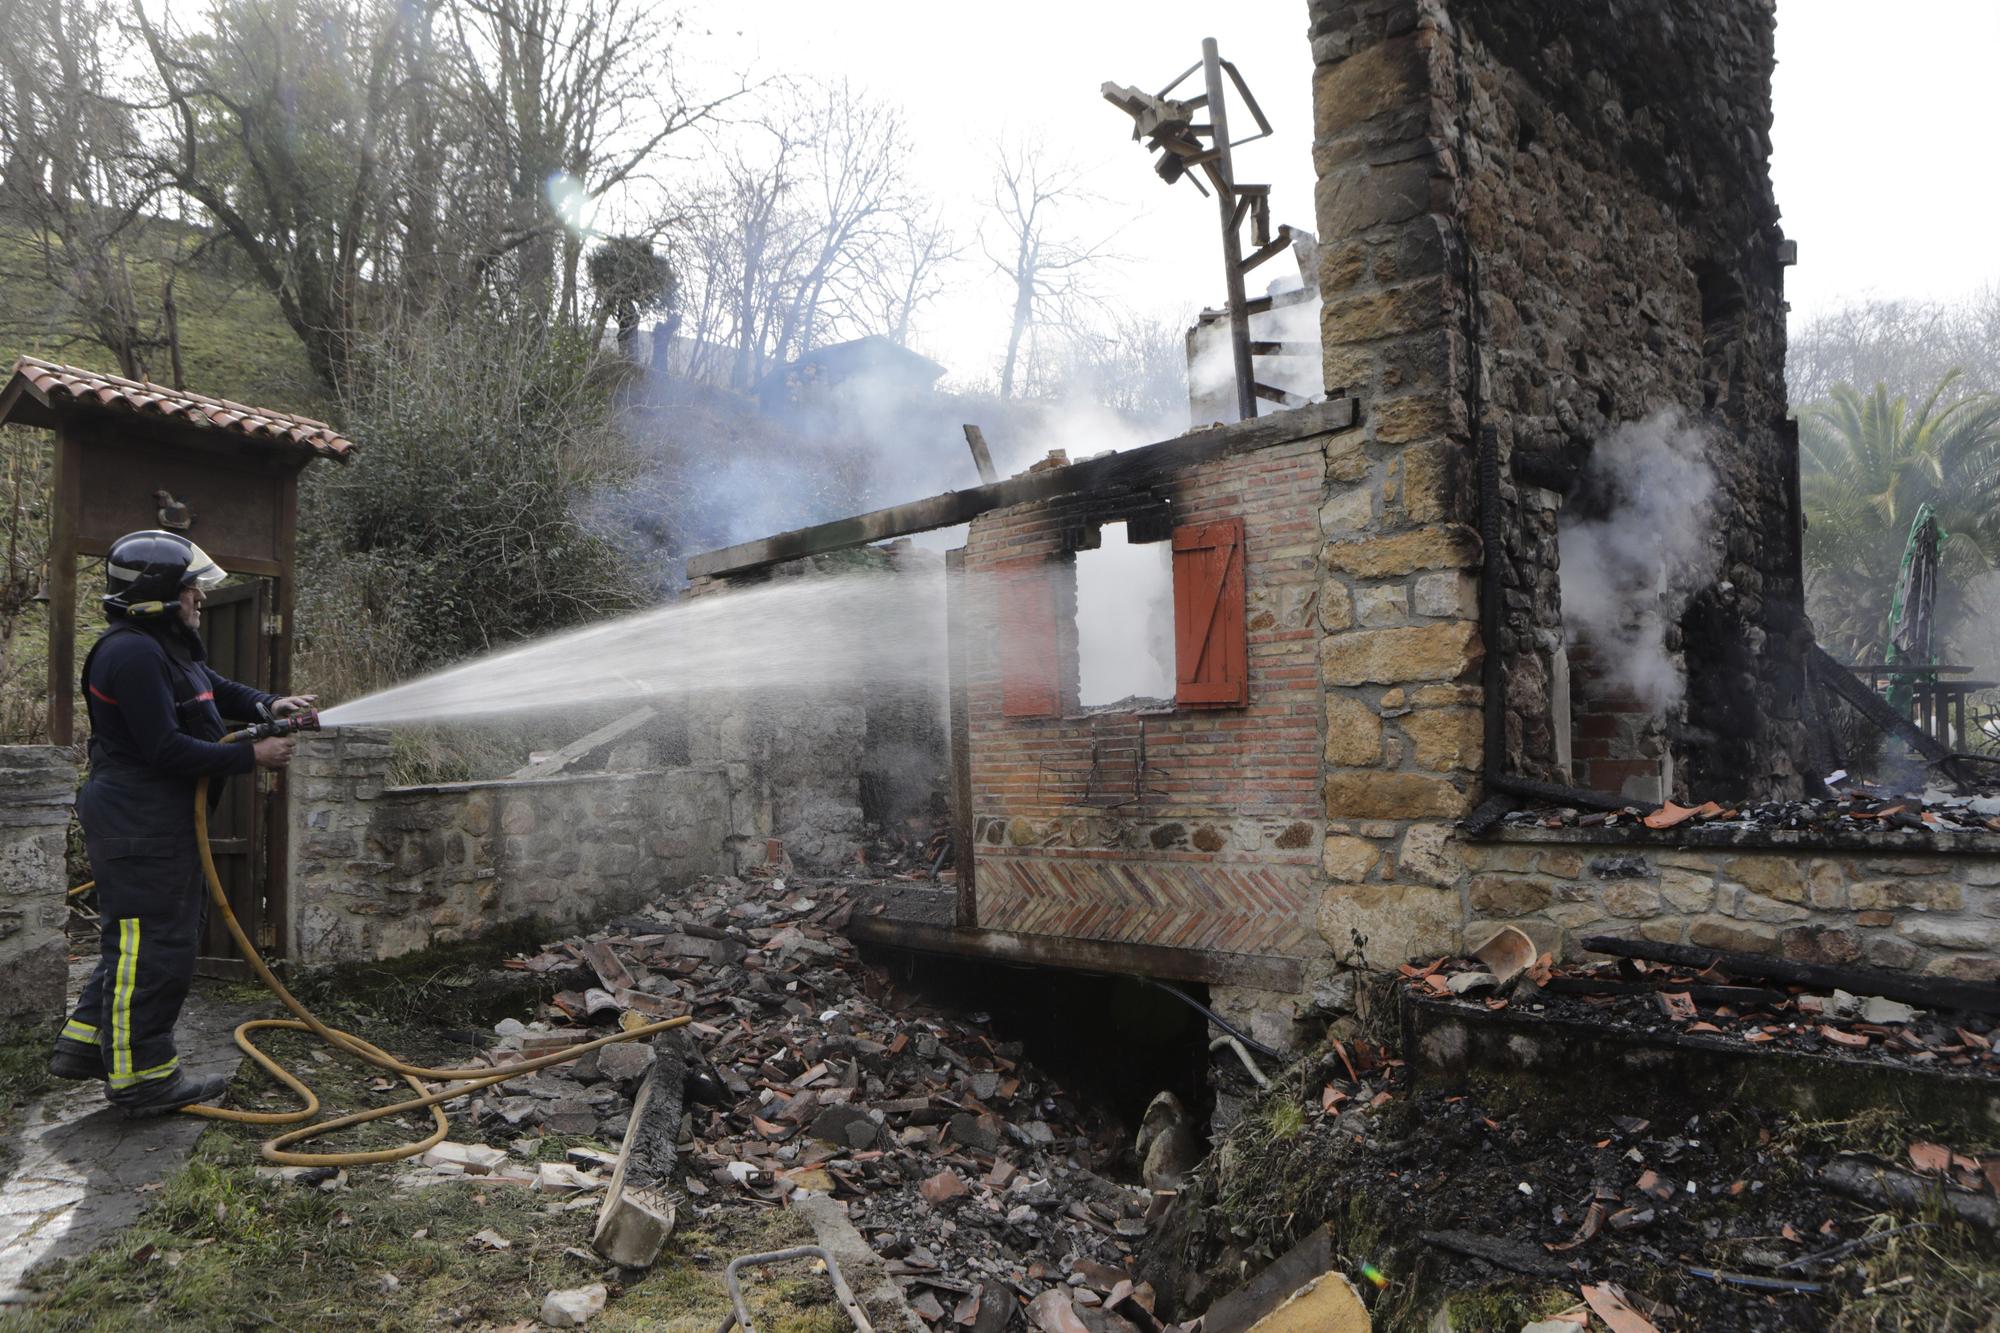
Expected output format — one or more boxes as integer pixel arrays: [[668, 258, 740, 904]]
[[1557, 410, 1722, 713], [597, 333, 1192, 589]]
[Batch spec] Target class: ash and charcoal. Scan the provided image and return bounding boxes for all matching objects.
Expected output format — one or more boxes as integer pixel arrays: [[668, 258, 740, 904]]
[[1402, 951, 1999, 1076], [458, 873, 1186, 1331], [1503, 778, 2000, 837], [1153, 968, 1997, 1332]]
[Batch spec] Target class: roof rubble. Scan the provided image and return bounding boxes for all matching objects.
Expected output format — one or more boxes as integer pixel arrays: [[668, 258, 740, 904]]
[[440, 872, 1190, 1331], [1500, 780, 2000, 837]]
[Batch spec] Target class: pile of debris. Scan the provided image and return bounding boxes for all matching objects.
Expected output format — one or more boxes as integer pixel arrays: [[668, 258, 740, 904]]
[[864, 813, 955, 880], [1400, 928, 2000, 1073], [1502, 783, 2000, 836], [462, 874, 1184, 1331], [1152, 939, 1998, 1330]]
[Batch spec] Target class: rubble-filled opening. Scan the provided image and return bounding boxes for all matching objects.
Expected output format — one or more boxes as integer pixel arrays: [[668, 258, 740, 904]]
[[863, 947, 1214, 1148], [1073, 522, 1176, 709]]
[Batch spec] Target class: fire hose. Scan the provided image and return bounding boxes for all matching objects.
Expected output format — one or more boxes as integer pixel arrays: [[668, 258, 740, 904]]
[[159, 711, 689, 1166]]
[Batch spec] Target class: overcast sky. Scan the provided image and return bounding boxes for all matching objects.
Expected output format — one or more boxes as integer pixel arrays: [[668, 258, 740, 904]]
[[691, 0, 2000, 387]]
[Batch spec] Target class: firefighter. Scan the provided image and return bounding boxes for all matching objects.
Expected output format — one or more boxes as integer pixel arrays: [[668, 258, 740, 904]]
[[47, 531, 313, 1117]]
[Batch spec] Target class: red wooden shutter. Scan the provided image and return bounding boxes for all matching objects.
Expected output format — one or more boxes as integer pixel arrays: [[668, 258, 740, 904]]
[[1172, 518, 1248, 707], [997, 559, 1062, 717]]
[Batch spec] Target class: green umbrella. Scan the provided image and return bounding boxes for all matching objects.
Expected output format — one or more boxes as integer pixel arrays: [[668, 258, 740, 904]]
[[1883, 502, 1943, 714]]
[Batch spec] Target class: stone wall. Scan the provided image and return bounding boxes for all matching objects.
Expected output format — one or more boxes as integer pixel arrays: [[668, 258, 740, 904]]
[[1307, 0, 1808, 814], [1303, 0, 1812, 981], [685, 545, 949, 873], [1307, 0, 1488, 967], [1443, 0, 1807, 800], [289, 728, 735, 964], [1389, 824, 2000, 983], [0, 747, 75, 1027]]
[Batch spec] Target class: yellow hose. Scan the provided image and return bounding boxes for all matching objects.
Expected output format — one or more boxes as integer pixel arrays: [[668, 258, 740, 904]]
[[170, 749, 688, 1166]]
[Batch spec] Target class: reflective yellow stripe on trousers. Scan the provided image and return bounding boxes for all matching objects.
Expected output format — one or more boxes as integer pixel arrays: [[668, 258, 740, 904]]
[[111, 917, 139, 1085]]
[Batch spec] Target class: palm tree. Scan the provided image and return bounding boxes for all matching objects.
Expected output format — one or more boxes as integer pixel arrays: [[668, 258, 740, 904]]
[[1799, 370, 2000, 662]]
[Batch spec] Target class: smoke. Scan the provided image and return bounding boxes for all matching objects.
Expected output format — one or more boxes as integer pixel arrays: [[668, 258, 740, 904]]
[[595, 330, 1190, 587], [1075, 524, 1175, 705], [1557, 410, 1722, 713], [1186, 264, 1325, 423]]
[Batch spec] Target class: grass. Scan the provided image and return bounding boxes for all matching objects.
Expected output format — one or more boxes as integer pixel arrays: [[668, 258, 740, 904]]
[[2, 966, 850, 1332], [1775, 1109, 2000, 1333], [0, 1024, 55, 1121], [283, 923, 567, 1032], [0, 219, 325, 419], [2, 1128, 851, 1332], [0, 1023, 57, 1176]]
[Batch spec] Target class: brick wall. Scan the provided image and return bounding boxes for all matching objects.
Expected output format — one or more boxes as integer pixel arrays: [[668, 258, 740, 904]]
[[963, 434, 1329, 960]]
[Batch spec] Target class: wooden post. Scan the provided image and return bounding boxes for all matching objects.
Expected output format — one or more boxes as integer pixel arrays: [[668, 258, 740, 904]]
[[45, 427, 79, 745], [945, 548, 976, 925], [961, 424, 998, 485], [267, 473, 302, 961], [1203, 37, 1258, 424]]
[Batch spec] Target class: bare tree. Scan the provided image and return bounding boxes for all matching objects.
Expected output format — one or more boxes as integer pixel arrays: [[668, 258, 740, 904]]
[[673, 83, 946, 390], [983, 138, 1117, 399], [134, 0, 411, 390], [0, 0, 164, 377], [1790, 290, 2000, 405], [869, 205, 959, 347], [1065, 310, 1191, 423], [767, 82, 911, 358], [445, 0, 745, 327]]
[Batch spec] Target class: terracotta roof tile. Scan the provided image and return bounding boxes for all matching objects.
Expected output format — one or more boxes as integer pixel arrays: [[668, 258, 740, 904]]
[[4, 355, 354, 459]]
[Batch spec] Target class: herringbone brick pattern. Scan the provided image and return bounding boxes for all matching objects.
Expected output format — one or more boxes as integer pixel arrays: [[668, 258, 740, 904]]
[[975, 853, 1319, 958]]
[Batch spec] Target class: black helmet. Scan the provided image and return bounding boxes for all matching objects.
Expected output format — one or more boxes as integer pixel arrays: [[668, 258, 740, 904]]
[[103, 530, 227, 618]]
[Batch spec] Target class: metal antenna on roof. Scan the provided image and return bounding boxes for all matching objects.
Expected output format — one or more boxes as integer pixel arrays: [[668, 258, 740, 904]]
[[1103, 40, 1286, 422]]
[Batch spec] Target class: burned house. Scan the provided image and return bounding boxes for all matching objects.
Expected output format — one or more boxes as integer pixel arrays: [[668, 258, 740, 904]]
[[287, 0, 1993, 1034]]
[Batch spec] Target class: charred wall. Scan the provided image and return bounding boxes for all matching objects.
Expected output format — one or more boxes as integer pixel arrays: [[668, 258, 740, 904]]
[[1441, 0, 1808, 798]]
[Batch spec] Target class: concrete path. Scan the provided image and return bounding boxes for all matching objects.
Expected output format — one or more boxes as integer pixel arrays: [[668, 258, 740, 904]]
[[0, 984, 256, 1305]]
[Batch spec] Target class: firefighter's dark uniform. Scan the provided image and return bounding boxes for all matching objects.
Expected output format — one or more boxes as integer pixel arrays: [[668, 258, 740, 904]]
[[56, 616, 274, 1095]]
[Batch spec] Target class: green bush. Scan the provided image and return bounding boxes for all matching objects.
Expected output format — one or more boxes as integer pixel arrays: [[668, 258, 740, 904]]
[[296, 323, 643, 703]]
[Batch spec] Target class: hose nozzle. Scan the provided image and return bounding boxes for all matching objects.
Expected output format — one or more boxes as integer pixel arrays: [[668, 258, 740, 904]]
[[230, 710, 322, 743]]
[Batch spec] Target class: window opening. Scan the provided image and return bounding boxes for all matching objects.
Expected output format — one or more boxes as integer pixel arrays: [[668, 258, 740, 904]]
[[1074, 522, 1175, 708]]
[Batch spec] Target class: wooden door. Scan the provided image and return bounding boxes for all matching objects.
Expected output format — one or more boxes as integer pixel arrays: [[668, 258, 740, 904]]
[[197, 581, 272, 976]]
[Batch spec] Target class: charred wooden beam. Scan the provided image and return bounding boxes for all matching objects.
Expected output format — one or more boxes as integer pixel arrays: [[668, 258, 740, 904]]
[[1807, 644, 1956, 768], [1822, 1158, 2000, 1231], [960, 424, 998, 485], [685, 398, 1358, 578], [1580, 935, 2000, 1016]]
